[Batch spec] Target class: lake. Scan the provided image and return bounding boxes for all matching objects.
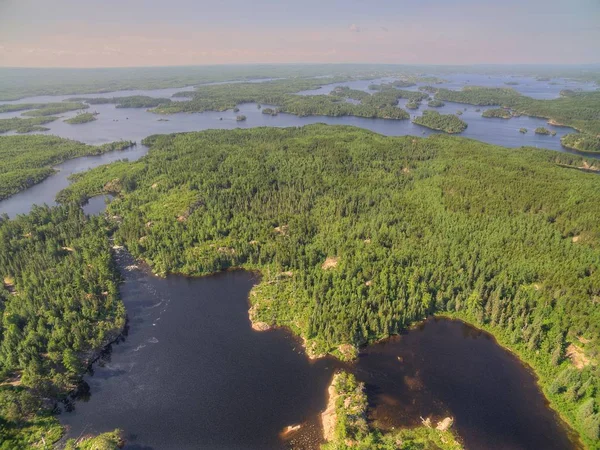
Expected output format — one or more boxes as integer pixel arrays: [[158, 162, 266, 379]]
[[1, 74, 597, 218], [58, 252, 578, 450]]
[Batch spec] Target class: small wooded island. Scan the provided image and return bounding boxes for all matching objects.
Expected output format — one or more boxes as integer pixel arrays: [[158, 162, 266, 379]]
[[64, 112, 98, 124], [535, 126, 557, 136], [412, 110, 468, 133], [482, 108, 513, 119], [427, 99, 445, 107]]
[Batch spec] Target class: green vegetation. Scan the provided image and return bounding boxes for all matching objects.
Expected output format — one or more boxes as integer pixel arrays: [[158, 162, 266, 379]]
[[390, 80, 417, 88], [0, 65, 448, 101], [482, 108, 513, 119], [57, 125, 600, 447], [68, 95, 172, 108], [535, 127, 556, 136], [413, 110, 467, 133], [64, 429, 123, 450], [0, 103, 87, 116], [21, 102, 88, 117], [152, 78, 345, 113], [64, 112, 98, 124], [0, 206, 124, 448], [262, 108, 278, 116], [561, 133, 600, 154], [520, 128, 528, 133], [151, 79, 412, 120], [434, 87, 600, 135], [236, 115, 247, 122], [505, 81, 520, 86], [427, 99, 445, 107], [0, 135, 134, 200], [0, 117, 58, 134], [322, 372, 462, 450]]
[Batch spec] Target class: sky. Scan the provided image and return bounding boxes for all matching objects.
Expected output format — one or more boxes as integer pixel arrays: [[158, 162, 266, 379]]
[[0, 0, 599, 67]]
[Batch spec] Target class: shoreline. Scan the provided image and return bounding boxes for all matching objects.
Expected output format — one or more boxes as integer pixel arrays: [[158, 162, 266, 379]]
[[434, 313, 585, 450]]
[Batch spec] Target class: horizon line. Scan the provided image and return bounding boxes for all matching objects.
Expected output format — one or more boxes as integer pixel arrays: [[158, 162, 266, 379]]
[[1, 62, 600, 70]]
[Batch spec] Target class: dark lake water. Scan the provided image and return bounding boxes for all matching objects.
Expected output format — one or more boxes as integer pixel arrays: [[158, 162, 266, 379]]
[[60, 251, 339, 450], [82, 194, 114, 216], [355, 319, 579, 450], [59, 252, 577, 450]]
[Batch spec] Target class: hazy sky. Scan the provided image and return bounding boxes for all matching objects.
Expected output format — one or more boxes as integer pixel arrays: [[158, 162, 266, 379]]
[[1, 0, 599, 67]]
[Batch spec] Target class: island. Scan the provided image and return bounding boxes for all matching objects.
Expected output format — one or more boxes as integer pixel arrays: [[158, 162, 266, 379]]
[[519, 127, 528, 133], [535, 127, 557, 136], [434, 86, 600, 136], [64, 112, 98, 124], [321, 372, 461, 449], [482, 108, 513, 119], [236, 114, 247, 121], [413, 110, 468, 133], [261, 107, 278, 116], [68, 95, 172, 108], [427, 99, 445, 107], [0, 116, 59, 134]]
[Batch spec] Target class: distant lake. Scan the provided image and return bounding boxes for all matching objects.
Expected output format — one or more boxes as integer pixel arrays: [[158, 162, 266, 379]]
[[58, 252, 578, 450], [2, 74, 597, 218]]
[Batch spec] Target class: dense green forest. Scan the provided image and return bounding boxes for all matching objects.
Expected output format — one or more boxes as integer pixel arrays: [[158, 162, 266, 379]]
[[481, 108, 514, 119], [57, 125, 600, 447], [535, 127, 556, 136], [0, 135, 134, 200], [412, 110, 468, 133], [20, 103, 88, 117], [68, 95, 173, 108], [64, 112, 98, 124], [0, 102, 87, 116], [427, 99, 445, 107], [151, 79, 415, 120], [434, 87, 600, 135], [0, 206, 124, 448], [0, 117, 56, 134], [561, 133, 600, 154], [322, 372, 461, 450]]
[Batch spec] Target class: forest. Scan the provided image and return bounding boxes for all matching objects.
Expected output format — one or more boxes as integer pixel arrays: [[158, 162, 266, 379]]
[[433, 87, 600, 135], [64, 112, 98, 124], [0, 117, 56, 134], [322, 372, 461, 450], [412, 110, 467, 133], [20, 102, 88, 117], [56, 125, 600, 447], [481, 108, 514, 119], [561, 133, 600, 154], [535, 127, 557, 136], [0, 206, 124, 448], [0, 135, 134, 200], [150, 80, 433, 121], [67, 95, 173, 109], [0, 102, 87, 116]]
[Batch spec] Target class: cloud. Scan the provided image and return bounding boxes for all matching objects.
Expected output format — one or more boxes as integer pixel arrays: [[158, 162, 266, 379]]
[[349, 24, 360, 33]]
